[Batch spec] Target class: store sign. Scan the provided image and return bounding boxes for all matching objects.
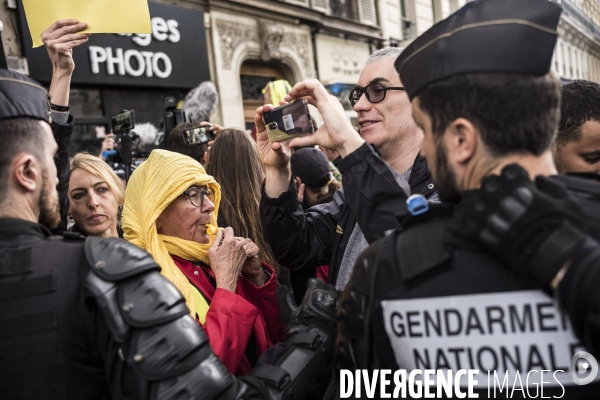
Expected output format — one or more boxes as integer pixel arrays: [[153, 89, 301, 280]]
[[18, 1, 210, 89], [315, 34, 370, 85]]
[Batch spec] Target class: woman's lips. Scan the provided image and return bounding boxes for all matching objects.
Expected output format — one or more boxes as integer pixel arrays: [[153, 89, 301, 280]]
[[87, 214, 106, 222]]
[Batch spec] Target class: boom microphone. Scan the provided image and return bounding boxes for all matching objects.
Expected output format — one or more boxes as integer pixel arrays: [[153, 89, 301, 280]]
[[183, 81, 219, 123]]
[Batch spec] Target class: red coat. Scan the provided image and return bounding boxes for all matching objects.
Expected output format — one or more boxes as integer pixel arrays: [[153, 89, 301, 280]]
[[172, 255, 285, 376]]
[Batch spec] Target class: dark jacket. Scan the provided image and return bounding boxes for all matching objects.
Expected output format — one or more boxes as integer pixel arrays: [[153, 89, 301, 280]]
[[260, 143, 437, 286], [0, 218, 110, 399], [337, 176, 600, 399], [51, 114, 75, 234]]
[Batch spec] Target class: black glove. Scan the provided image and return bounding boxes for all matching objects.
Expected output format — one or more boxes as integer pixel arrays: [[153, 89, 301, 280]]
[[278, 279, 339, 339], [466, 164, 587, 289]]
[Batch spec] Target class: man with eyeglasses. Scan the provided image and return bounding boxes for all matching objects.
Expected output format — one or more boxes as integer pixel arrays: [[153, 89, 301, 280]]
[[257, 47, 437, 292]]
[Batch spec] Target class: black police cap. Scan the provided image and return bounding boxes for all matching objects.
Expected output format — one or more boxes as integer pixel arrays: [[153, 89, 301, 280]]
[[395, 0, 562, 100], [0, 68, 50, 123]]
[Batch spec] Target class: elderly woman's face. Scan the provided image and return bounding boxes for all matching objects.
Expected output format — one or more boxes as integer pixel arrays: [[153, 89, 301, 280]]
[[156, 185, 215, 244]]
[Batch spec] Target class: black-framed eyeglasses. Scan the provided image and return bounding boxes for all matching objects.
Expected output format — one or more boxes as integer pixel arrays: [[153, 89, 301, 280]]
[[349, 83, 405, 107], [183, 186, 215, 208]]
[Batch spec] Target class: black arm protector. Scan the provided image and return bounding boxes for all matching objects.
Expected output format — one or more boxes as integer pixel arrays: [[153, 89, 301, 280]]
[[84, 237, 337, 400], [84, 237, 241, 400], [242, 323, 335, 400], [557, 239, 600, 359], [242, 278, 338, 399]]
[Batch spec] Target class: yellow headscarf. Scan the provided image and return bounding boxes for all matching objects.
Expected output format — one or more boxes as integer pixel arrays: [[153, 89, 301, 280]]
[[122, 149, 221, 318]]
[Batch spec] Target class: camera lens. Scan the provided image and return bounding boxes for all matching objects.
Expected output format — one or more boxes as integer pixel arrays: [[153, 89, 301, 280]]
[[269, 123, 277, 130]]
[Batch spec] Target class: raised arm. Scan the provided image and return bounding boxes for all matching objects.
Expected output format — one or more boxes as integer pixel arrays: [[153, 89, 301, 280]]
[[42, 20, 89, 232]]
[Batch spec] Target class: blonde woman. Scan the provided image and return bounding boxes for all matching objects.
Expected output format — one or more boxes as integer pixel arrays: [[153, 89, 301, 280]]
[[67, 153, 125, 237]]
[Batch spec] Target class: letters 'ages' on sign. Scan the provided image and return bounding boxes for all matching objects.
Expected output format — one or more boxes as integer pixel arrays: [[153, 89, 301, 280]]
[[23, 0, 151, 47]]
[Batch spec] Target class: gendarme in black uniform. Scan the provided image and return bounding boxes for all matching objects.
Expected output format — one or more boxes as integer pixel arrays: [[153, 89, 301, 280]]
[[0, 69, 338, 400], [335, 1, 600, 398]]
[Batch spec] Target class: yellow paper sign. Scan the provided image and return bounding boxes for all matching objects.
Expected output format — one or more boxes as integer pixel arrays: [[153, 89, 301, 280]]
[[23, 0, 152, 48]]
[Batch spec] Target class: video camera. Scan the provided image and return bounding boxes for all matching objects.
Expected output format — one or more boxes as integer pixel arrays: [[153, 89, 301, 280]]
[[104, 110, 136, 183], [162, 91, 187, 149]]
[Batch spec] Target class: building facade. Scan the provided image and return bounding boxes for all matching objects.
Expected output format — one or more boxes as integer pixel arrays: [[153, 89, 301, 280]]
[[381, 0, 600, 82], [1, 0, 599, 134]]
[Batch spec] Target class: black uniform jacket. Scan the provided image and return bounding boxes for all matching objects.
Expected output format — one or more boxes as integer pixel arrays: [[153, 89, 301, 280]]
[[260, 143, 437, 286], [0, 218, 109, 399], [338, 176, 600, 399]]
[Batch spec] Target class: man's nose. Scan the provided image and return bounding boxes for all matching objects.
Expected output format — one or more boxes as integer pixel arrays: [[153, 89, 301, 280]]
[[353, 92, 372, 112]]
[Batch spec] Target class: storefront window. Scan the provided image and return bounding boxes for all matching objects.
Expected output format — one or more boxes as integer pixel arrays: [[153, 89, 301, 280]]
[[69, 88, 104, 118], [70, 124, 108, 157]]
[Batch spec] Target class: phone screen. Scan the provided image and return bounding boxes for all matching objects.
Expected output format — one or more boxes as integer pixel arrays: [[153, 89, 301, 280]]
[[112, 110, 135, 134], [182, 127, 212, 146], [264, 99, 314, 142]]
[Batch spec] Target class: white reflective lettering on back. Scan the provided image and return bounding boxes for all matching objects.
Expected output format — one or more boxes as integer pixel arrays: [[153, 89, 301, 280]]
[[381, 290, 599, 388]]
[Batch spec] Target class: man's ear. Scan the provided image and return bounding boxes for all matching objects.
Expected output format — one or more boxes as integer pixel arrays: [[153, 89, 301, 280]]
[[293, 176, 302, 188], [12, 154, 40, 193], [201, 152, 208, 165], [444, 118, 478, 165]]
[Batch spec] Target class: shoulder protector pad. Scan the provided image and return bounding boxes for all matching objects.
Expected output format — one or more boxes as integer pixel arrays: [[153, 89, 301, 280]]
[[84, 271, 130, 342], [130, 314, 210, 380], [150, 354, 238, 400], [85, 237, 160, 282], [118, 271, 188, 327]]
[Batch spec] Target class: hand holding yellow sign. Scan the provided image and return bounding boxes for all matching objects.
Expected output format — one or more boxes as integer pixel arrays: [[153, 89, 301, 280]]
[[23, 0, 152, 47]]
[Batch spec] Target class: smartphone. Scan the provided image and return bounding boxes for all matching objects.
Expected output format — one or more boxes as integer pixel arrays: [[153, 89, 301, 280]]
[[182, 126, 215, 146], [264, 99, 315, 143], [112, 110, 135, 134]]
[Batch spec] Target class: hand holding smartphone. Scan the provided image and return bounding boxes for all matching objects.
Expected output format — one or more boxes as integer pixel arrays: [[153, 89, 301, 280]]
[[264, 99, 315, 143], [182, 125, 215, 146]]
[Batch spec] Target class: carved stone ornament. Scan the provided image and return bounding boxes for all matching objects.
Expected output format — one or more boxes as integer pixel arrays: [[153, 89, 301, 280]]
[[282, 33, 311, 70], [216, 20, 258, 69], [259, 23, 285, 61]]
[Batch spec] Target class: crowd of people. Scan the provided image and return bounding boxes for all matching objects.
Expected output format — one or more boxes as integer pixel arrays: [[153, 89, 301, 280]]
[[2, 0, 600, 398]]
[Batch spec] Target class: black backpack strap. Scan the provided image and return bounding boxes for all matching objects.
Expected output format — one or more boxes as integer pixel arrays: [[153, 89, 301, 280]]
[[395, 217, 452, 281]]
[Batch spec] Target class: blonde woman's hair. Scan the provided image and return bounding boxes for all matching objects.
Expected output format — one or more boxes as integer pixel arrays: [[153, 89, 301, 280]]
[[70, 153, 126, 205]]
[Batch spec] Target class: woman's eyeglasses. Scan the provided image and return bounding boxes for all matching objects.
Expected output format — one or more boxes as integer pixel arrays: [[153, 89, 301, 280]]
[[349, 83, 405, 107], [183, 187, 214, 208]]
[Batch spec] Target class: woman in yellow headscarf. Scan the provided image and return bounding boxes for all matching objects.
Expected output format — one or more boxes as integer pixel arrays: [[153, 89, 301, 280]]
[[122, 149, 285, 376]]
